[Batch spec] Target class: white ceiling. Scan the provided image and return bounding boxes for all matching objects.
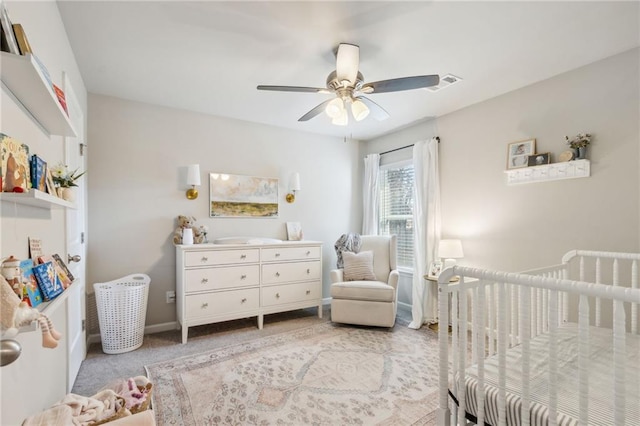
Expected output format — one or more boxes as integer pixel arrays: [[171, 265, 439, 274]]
[[57, 1, 639, 141]]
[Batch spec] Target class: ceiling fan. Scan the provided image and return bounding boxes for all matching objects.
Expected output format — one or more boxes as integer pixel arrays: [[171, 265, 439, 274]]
[[257, 43, 439, 126]]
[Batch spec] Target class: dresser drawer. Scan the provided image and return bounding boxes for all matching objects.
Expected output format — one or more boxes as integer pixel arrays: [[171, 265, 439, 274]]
[[185, 249, 259, 267], [261, 246, 320, 262], [185, 288, 259, 319], [262, 261, 320, 284], [262, 281, 321, 307], [185, 265, 259, 292]]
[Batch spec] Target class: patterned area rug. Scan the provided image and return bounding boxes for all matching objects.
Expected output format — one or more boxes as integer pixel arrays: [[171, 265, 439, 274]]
[[145, 322, 439, 425]]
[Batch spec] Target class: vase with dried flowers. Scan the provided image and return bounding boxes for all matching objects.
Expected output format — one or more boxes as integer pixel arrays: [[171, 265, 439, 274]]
[[50, 163, 85, 201], [565, 133, 592, 160]]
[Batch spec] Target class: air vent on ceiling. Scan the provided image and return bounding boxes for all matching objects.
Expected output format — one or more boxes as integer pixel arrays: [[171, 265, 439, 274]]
[[426, 74, 462, 92]]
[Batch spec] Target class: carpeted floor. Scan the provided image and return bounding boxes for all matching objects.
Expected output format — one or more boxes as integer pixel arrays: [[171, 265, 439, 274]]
[[73, 307, 440, 425]]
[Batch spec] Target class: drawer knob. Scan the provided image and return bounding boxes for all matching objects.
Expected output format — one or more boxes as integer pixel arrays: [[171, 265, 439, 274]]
[[306, 290, 311, 295], [201, 302, 209, 309], [240, 254, 247, 259], [201, 278, 209, 284], [201, 256, 208, 262], [241, 298, 247, 303], [275, 253, 280, 257], [306, 268, 310, 274], [240, 274, 247, 280], [275, 272, 280, 277], [276, 293, 280, 299]]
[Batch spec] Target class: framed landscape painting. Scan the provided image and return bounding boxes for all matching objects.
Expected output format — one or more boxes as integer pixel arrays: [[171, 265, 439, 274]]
[[210, 173, 279, 218]]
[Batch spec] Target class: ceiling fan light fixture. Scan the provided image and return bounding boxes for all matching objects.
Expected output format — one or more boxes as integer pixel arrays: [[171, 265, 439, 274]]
[[351, 99, 370, 121], [332, 107, 348, 126], [325, 97, 344, 118]]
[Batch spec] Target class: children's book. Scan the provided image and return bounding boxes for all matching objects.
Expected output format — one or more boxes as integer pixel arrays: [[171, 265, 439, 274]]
[[33, 261, 63, 301], [52, 254, 75, 282], [30, 154, 47, 192], [19, 259, 43, 307], [1, 133, 30, 192], [38, 255, 72, 289]]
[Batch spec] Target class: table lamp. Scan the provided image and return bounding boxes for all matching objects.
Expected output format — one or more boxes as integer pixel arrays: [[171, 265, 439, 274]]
[[438, 239, 464, 270]]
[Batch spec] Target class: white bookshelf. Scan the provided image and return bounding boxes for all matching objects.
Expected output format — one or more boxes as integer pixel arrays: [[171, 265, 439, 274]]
[[0, 189, 75, 209], [505, 159, 590, 185]]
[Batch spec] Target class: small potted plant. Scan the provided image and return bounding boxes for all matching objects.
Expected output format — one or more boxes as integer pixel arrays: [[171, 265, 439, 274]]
[[50, 163, 85, 201], [565, 133, 592, 160]]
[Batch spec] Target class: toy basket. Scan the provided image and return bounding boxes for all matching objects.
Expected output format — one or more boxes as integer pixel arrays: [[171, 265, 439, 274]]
[[94, 274, 150, 354]]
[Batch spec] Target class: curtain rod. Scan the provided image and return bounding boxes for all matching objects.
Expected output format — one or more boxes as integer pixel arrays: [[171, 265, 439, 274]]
[[379, 136, 440, 156]]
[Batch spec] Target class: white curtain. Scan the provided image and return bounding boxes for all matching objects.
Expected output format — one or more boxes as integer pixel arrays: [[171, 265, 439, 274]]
[[362, 153, 380, 235], [409, 137, 441, 329]]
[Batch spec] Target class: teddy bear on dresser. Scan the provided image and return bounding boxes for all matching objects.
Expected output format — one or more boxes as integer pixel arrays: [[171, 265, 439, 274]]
[[1, 275, 62, 348], [172, 215, 205, 245]]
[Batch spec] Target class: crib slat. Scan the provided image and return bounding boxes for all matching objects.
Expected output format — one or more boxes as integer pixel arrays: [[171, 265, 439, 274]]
[[437, 280, 450, 426], [548, 290, 558, 426], [520, 284, 531, 426], [457, 276, 468, 426], [633, 260, 638, 334], [451, 289, 459, 424], [595, 258, 602, 327], [613, 299, 626, 425], [489, 284, 496, 356], [497, 282, 507, 426], [476, 285, 487, 426], [578, 294, 590, 426]]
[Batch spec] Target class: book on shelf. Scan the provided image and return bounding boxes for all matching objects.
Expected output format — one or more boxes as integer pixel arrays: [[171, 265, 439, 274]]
[[28, 237, 43, 259], [12, 23, 31, 55], [20, 259, 43, 307], [38, 254, 72, 289], [0, 2, 19, 54], [32, 261, 63, 301], [33, 54, 53, 89], [1, 133, 30, 192], [52, 84, 69, 116], [30, 154, 47, 192], [52, 253, 75, 282], [45, 169, 57, 197]]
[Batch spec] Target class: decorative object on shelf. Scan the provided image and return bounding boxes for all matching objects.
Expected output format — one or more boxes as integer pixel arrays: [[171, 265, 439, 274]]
[[286, 221, 303, 241], [210, 173, 279, 218], [28, 237, 43, 259], [1, 255, 24, 299], [57, 186, 75, 202], [428, 260, 443, 277], [506, 139, 535, 170], [285, 172, 301, 203], [438, 239, 464, 270], [198, 225, 208, 243], [527, 152, 551, 167], [50, 162, 85, 189], [1, 133, 30, 192], [558, 150, 574, 162], [565, 133, 592, 160], [182, 228, 194, 245], [1, 275, 62, 349], [172, 215, 205, 245], [185, 164, 201, 200]]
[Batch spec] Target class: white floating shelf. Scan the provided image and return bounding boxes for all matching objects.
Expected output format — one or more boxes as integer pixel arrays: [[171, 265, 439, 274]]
[[505, 159, 590, 185], [0, 189, 76, 209], [0, 52, 76, 137]]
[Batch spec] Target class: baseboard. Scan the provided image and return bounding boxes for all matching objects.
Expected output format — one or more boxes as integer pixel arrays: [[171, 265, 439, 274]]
[[87, 321, 178, 345], [397, 301, 411, 312]]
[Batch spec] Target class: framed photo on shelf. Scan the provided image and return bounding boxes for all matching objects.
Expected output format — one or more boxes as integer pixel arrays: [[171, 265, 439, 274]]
[[527, 152, 551, 166], [45, 169, 57, 196], [506, 139, 536, 170], [286, 222, 303, 241], [428, 260, 443, 277]]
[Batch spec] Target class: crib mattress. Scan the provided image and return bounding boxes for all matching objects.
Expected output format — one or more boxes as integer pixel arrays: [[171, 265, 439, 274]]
[[454, 323, 640, 426]]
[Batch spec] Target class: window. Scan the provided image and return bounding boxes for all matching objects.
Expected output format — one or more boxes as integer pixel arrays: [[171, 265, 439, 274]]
[[378, 161, 414, 269]]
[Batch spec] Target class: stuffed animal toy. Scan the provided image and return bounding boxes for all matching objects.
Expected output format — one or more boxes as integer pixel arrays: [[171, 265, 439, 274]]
[[1, 255, 25, 299], [173, 215, 204, 245], [1, 275, 61, 348]]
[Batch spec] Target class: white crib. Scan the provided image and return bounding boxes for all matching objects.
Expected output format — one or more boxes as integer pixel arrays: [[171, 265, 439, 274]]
[[437, 250, 640, 426]]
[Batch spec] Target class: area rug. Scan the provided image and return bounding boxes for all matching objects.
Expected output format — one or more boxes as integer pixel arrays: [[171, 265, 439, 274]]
[[145, 322, 440, 425]]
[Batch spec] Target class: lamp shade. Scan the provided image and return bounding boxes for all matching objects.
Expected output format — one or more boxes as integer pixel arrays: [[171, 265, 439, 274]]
[[438, 239, 464, 259], [289, 172, 301, 191], [325, 98, 344, 119], [331, 107, 348, 126], [351, 98, 370, 121], [187, 164, 201, 186]]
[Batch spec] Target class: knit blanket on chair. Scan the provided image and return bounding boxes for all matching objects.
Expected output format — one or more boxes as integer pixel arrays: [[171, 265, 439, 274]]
[[334, 233, 362, 268]]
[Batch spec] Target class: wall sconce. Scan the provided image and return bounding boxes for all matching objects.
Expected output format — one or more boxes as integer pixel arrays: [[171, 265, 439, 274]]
[[186, 164, 201, 200], [286, 172, 301, 203], [438, 239, 464, 270]]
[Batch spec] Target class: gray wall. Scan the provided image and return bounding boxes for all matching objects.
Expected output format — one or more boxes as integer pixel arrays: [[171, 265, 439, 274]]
[[363, 48, 640, 304], [87, 95, 360, 330]]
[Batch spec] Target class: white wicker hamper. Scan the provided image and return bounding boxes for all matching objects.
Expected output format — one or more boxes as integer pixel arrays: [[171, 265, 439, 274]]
[[94, 274, 150, 354]]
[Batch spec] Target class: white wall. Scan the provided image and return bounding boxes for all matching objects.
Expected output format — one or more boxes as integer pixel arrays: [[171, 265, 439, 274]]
[[363, 48, 640, 304], [0, 1, 87, 423], [87, 95, 359, 329]]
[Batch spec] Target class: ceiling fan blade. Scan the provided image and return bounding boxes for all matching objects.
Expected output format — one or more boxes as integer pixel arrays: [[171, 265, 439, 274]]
[[358, 96, 390, 121], [257, 85, 329, 94], [298, 99, 334, 122], [336, 43, 359, 86], [362, 75, 439, 94]]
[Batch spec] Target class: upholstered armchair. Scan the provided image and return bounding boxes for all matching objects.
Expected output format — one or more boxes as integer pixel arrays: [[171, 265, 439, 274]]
[[330, 235, 399, 327]]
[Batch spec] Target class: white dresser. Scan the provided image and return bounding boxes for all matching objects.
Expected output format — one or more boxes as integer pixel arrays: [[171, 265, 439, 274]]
[[176, 241, 323, 343]]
